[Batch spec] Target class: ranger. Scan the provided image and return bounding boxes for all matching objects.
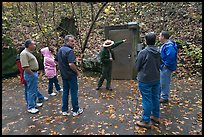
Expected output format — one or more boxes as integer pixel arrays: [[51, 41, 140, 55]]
[[96, 39, 126, 91]]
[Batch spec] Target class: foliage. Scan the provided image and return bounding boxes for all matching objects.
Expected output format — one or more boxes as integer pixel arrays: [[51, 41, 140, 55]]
[[2, 2, 202, 77], [2, 47, 18, 78]]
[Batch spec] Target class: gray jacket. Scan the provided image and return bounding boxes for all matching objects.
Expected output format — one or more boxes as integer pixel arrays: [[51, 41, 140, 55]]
[[136, 45, 161, 83]]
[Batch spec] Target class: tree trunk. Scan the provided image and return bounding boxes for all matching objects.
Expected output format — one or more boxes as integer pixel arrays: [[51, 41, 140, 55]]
[[52, 2, 59, 46], [81, 2, 108, 55], [71, 2, 83, 49], [90, 2, 94, 22], [34, 2, 48, 46]]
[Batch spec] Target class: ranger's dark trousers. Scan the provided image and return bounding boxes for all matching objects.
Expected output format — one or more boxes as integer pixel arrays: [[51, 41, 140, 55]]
[[97, 63, 112, 88]]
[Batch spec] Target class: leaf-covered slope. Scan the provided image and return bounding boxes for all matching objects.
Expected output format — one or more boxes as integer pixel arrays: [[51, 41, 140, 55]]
[[2, 2, 202, 77]]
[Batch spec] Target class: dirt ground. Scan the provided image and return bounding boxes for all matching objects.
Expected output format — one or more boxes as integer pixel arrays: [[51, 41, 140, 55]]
[[2, 73, 202, 135]]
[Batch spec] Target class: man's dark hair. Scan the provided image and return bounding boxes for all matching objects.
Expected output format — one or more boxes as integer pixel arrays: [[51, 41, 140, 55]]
[[24, 39, 32, 48], [161, 31, 170, 39], [18, 46, 25, 54], [145, 32, 156, 45]]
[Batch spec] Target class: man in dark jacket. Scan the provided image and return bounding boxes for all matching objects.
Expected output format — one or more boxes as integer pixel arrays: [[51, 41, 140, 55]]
[[135, 32, 161, 128], [96, 39, 126, 91], [159, 31, 178, 103], [55, 35, 83, 117]]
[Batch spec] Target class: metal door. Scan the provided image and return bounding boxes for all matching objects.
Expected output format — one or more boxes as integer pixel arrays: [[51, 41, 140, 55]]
[[105, 22, 140, 80], [109, 29, 132, 79]]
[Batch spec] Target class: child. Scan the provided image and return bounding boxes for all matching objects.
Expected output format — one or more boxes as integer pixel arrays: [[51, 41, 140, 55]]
[[40, 46, 63, 96]]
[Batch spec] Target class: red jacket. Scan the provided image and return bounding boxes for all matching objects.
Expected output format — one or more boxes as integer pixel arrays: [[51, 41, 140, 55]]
[[16, 60, 26, 84]]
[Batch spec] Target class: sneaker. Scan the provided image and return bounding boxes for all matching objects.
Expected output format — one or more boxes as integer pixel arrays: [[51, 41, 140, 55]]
[[43, 97, 48, 101], [36, 102, 43, 108], [72, 108, 83, 117], [28, 108, 39, 114], [136, 120, 151, 129], [62, 112, 69, 116], [150, 116, 160, 124], [55, 89, 63, 93], [37, 97, 48, 103], [160, 98, 169, 103], [48, 92, 57, 96], [58, 89, 63, 92]]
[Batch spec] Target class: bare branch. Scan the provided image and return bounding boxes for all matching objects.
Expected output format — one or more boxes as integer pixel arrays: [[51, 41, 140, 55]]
[[70, 2, 83, 49], [52, 2, 59, 46], [81, 2, 108, 54]]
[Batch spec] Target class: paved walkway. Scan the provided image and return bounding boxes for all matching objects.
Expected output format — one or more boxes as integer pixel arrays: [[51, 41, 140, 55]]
[[2, 74, 202, 135]]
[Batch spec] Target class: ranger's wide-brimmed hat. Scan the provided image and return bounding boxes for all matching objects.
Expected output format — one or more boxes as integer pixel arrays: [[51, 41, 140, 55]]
[[103, 40, 114, 47]]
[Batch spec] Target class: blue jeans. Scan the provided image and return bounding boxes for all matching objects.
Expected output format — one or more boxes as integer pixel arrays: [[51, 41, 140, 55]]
[[160, 67, 172, 100], [24, 72, 38, 110], [24, 83, 28, 104], [62, 76, 79, 113], [24, 72, 44, 109], [24, 82, 44, 105], [138, 81, 160, 123], [48, 76, 61, 94], [36, 87, 45, 102]]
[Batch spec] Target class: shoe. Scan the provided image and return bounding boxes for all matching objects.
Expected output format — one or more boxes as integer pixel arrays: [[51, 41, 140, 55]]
[[28, 108, 39, 114], [150, 116, 160, 124], [55, 89, 63, 93], [36, 102, 43, 108], [106, 87, 113, 91], [48, 92, 57, 96], [58, 89, 63, 92], [136, 120, 151, 129], [37, 97, 48, 103], [72, 108, 83, 117], [96, 87, 100, 90], [43, 97, 48, 101], [160, 98, 169, 103], [62, 112, 69, 116], [70, 108, 81, 113]]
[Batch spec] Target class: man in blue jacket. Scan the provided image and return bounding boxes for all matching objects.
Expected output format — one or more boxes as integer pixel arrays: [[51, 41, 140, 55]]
[[159, 31, 178, 103]]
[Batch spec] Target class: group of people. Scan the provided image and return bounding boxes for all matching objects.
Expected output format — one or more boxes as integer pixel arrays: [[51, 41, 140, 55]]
[[135, 31, 178, 128], [16, 31, 178, 129], [94, 31, 178, 129], [16, 35, 83, 117]]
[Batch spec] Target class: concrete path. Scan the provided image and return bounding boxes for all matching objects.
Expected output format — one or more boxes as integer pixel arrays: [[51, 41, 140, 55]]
[[2, 74, 202, 135]]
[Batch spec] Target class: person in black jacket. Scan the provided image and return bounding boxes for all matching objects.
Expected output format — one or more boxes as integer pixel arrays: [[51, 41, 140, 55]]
[[135, 32, 162, 128]]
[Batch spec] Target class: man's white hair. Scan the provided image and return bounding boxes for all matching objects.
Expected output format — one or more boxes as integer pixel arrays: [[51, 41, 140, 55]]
[[64, 35, 75, 43]]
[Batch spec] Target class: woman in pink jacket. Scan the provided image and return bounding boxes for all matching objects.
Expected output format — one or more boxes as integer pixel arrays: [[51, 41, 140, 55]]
[[41, 47, 63, 96]]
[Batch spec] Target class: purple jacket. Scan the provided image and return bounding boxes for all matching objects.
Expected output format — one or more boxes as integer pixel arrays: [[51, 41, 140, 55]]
[[40, 47, 57, 79]]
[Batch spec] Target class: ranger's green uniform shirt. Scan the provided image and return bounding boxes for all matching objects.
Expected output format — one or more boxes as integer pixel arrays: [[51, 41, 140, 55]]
[[100, 40, 124, 65]]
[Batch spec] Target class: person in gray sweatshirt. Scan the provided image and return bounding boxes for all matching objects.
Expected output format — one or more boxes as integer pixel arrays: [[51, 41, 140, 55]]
[[135, 32, 162, 129]]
